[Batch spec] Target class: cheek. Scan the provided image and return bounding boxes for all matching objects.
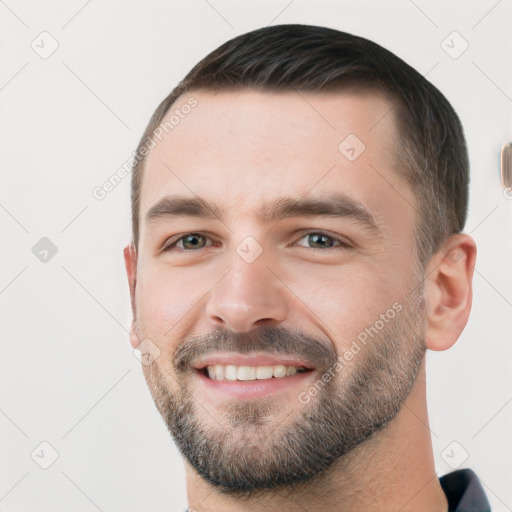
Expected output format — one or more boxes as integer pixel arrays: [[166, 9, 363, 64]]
[[290, 264, 401, 348], [135, 268, 200, 351]]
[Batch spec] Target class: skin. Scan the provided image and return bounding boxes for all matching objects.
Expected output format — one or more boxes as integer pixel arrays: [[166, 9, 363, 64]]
[[124, 89, 477, 512]]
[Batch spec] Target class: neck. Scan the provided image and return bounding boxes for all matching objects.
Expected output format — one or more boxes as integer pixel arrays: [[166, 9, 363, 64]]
[[184, 361, 448, 512]]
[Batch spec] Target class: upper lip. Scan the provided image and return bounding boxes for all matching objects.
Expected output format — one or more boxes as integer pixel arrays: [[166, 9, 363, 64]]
[[192, 353, 315, 370]]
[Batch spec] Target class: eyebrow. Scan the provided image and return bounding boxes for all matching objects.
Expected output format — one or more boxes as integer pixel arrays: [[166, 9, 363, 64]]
[[145, 193, 383, 235]]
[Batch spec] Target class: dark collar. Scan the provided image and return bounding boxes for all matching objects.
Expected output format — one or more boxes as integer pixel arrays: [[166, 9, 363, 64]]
[[439, 469, 491, 511]]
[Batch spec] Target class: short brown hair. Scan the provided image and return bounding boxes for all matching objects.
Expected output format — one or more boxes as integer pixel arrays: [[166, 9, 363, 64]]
[[131, 24, 469, 265]]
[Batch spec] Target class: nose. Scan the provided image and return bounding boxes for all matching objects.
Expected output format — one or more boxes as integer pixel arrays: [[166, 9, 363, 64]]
[[205, 255, 289, 333]]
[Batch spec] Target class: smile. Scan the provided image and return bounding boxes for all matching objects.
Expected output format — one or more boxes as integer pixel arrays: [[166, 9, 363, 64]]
[[203, 364, 309, 381], [192, 354, 316, 399]]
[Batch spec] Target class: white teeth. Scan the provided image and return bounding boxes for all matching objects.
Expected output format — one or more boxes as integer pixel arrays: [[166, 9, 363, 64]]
[[256, 366, 273, 379], [204, 364, 307, 381], [225, 365, 237, 381], [214, 365, 224, 380], [273, 365, 286, 378], [237, 366, 256, 380]]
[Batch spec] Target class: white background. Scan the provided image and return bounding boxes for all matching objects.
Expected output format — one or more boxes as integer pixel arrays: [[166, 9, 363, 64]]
[[1, 1, 511, 511]]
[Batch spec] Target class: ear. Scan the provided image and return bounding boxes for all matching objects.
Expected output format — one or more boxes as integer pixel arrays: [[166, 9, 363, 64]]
[[123, 242, 140, 349], [424, 233, 477, 351]]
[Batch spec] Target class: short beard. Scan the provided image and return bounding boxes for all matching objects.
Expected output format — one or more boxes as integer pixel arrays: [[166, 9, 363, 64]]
[[141, 284, 426, 499]]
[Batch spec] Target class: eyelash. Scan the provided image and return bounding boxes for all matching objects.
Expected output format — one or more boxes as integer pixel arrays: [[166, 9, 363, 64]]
[[161, 231, 352, 253]]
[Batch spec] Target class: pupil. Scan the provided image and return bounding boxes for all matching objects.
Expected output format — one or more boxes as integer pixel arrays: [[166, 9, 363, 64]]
[[310, 234, 332, 248], [184, 234, 203, 249]]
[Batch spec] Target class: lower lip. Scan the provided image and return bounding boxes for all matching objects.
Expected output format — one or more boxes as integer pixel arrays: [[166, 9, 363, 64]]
[[195, 369, 316, 399]]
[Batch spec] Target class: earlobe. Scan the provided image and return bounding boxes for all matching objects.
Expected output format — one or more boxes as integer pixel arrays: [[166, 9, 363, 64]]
[[424, 233, 477, 352], [129, 321, 141, 350], [123, 243, 140, 349]]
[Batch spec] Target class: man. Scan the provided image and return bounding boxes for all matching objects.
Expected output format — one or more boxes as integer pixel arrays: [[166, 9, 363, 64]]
[[123, 24, 491, 511]]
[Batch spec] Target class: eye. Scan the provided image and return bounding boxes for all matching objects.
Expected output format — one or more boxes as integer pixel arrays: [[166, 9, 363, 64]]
[[294, 232, 351, 250], [162, 231, 351, 253], [162, 232, 215, 252]]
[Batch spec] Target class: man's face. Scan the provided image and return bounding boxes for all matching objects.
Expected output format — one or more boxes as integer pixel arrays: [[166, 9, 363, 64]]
[[129, 89, 427, 494]]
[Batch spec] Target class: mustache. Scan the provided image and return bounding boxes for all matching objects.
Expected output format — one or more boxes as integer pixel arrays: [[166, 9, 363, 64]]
[[173, 326, 337, 373]]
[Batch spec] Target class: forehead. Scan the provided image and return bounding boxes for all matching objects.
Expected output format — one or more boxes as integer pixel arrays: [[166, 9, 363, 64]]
[[139, 88, 414, 234]]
